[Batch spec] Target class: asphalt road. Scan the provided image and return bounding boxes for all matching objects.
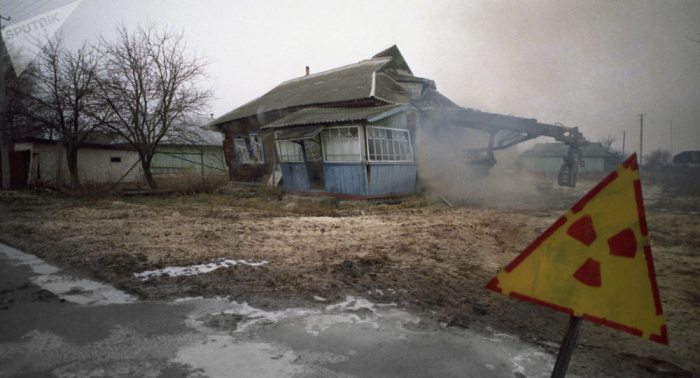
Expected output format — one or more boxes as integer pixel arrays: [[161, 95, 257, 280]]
[[0, 243, 562, 378]]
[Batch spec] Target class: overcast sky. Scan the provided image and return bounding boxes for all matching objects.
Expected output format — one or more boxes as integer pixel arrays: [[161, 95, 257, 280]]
[[2, 0, 699, 156]]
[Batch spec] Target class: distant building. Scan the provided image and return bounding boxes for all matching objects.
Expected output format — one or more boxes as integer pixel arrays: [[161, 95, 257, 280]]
[[13, 138, 142, 187], [673, 151, 700, 168], [150, 144, 226, 176], [520, 142, 616, 173], [10, 117, 226, 188]]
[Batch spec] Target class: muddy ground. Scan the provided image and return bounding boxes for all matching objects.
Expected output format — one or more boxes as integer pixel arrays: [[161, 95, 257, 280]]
[[0, 171, 698, 378]]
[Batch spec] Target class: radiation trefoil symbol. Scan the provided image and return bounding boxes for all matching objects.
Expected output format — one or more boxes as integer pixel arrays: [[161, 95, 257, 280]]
[[486, 154, 667, 345]]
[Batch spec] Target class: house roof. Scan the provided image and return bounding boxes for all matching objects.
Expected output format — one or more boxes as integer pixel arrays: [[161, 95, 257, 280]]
[[372, 44, 413, 75], [261, 104, 408, 130], [14, 138, 137, 151], [673, 150, 700, 164], [521, 142, 611, 158], [211, 56, 412, 129]]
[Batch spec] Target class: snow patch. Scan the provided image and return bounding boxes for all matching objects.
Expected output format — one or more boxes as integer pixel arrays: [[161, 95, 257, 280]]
[[0, 243, 137, 305], [133, 259, 268, 280], [0, 243, 60, 275], [512, 349, 553, 378], [184, 295, 417, 337], [32, 275, 137, 305]]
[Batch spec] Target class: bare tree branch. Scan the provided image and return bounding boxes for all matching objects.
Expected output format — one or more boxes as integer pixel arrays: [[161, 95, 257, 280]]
[[95, 21, 213, 189], [15, 33, 102, 189]]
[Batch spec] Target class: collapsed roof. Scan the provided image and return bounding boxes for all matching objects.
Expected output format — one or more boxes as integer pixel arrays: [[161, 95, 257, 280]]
[[210, 45, 585, 151], [210, 45, 438, 132]]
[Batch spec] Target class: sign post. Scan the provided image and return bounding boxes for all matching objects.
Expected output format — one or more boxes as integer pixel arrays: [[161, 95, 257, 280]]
[[486, 153, 667, 377], [550, 316, 583, 378]]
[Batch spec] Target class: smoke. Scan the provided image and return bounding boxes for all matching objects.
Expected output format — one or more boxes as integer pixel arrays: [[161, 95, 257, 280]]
[[415, 117, 547, 208]]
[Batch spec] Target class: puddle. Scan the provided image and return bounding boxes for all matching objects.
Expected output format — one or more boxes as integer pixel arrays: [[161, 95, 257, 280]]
[[1, 243, 563, 377], [173, 336, 302, 378], [178, 295, 558, 377]]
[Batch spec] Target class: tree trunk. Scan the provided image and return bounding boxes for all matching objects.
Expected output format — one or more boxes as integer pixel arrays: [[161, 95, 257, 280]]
[[140, 154, 158, 189], [66, 145, 81, 190]]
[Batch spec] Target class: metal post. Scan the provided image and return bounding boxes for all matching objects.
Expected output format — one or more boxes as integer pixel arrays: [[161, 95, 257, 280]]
[[622, 131, 626, 157], [669, 121, 673, 156], [550, 315, 583, 378], [639, 114, 644, 167]]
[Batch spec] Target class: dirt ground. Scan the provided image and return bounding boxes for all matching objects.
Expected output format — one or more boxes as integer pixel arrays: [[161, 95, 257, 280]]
[[1, 171, 698, 378]]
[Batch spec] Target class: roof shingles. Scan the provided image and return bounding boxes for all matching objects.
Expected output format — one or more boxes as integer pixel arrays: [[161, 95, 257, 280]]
[[261, 104, 408, 130], [213, 58, 403, 127]]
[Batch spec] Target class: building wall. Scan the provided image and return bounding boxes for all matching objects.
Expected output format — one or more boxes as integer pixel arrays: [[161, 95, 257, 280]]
[[223, 128, 274, 182], [151, 146, 227, 176], [323, 163, 367, 195], [14, 142, 142, 185], [279, 113, 416, 197]]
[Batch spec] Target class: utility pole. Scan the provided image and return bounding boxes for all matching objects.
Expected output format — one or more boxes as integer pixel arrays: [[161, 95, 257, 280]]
[[638, 114, 645, 167], [0, 13, 11, 189], [669, 121, 673, 156], [622, 131, 626, 157]]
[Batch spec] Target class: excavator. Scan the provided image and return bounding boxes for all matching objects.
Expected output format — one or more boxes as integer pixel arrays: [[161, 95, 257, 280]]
[[444, 107, 589, 187]]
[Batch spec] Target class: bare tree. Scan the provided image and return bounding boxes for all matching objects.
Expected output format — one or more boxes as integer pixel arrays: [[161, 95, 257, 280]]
[[95, 22, 213, 189], [18, 34, 102, 190], [599, 133, 617, 152], [4, 65, 42, 142], [645, 149, 672, 169]]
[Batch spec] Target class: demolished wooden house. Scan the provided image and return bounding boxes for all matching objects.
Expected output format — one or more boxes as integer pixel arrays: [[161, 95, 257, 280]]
[[209, 45, 588, 198]]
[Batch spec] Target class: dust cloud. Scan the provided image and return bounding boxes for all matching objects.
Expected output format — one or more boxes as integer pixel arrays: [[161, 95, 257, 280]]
[[415, 121, 547, 208]]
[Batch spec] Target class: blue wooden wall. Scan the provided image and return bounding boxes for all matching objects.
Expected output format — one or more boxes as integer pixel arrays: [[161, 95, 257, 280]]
[[280, 163, 310, 191], [323, 164, 367, 196], [367, 163, 417, 196], [281, 162, 416, 197]]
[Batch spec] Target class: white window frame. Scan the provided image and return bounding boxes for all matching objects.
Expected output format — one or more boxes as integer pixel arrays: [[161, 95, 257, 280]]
[[234, 137, 251, 164], [321, 125, 362, 163], [366, 126, 413, 162], [249, 133, 264, 163], [275, 131, 304, 163]]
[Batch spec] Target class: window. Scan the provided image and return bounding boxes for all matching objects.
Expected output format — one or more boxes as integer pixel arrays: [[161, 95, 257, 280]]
[[321, 126, 361, 162], [275, 132, 303, 162], [110, 156, 122, 163], [234, 138, 250, 164], [579, 160, 586, 168], [366, 126, 413, 162], [249, 133, 264, 163]]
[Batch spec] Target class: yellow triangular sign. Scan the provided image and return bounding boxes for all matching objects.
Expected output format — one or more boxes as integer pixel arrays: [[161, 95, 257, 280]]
[[486, 153, 667, 345]]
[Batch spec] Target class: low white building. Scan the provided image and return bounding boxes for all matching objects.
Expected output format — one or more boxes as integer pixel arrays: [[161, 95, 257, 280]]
[[13, 138, 142, 186], [520, 142, 614, 173]]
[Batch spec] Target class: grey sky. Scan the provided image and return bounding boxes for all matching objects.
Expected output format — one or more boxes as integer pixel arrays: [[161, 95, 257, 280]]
[[2, 0, 699, 155]]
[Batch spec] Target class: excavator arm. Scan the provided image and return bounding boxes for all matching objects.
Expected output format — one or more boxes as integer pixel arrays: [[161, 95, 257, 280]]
[[444, 107, 589, 187]]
